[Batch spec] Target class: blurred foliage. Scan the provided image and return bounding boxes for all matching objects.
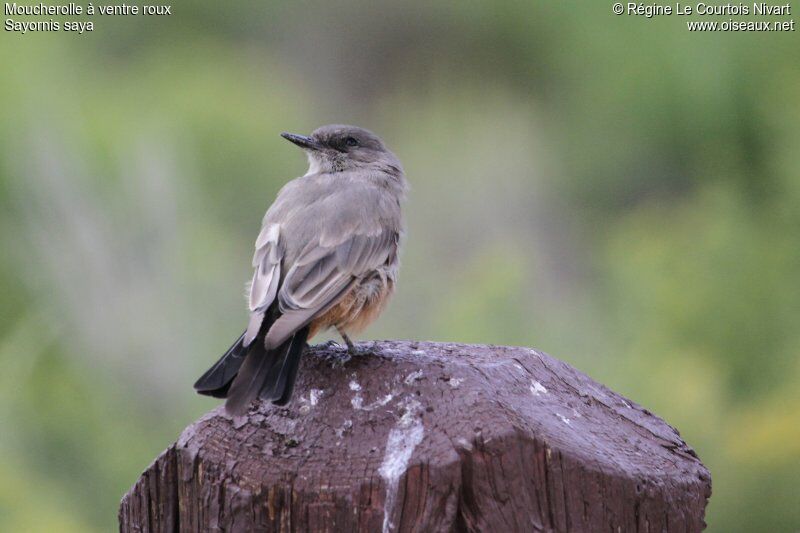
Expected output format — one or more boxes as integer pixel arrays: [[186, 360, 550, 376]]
[[1, 1, 799, 531]]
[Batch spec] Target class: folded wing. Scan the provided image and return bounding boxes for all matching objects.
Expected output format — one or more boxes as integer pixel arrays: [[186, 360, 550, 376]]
[[244, 223, 282, 345], [264, 228, 396, 349]]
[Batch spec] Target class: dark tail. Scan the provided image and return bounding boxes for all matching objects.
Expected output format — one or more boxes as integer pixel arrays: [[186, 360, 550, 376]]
[[217, 325, 310, 416], [193, 332, 248, 398], [262, 325, 310, 406]]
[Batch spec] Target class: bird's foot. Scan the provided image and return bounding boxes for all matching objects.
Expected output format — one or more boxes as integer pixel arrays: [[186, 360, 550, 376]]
[[315, 339, 352, 366], [341, 334, 379, 357], [316, 339, 342, 350]]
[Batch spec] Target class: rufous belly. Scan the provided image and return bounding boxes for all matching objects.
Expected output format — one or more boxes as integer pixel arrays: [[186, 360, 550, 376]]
[[308, 272, 394, 339]]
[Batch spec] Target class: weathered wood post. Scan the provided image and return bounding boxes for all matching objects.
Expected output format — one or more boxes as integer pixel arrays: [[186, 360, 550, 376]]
[[119, 341, 711, 532]]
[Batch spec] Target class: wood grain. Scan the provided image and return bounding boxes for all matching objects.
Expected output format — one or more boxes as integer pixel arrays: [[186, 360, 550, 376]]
[[119, 341, 711, 532]]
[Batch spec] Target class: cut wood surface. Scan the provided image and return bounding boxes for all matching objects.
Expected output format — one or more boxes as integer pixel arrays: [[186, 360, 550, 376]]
[[119, 340, 712, 532]]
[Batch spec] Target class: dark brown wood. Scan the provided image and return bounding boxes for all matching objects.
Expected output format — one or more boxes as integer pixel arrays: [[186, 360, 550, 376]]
[[120, 341, 711, 532]]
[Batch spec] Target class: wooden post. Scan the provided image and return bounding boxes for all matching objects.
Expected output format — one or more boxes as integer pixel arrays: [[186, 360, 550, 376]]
[[119, 341, 711, 532]]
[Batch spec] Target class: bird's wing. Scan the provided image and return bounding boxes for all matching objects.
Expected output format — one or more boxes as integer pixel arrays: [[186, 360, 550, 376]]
[[263, 227, 397, 349], [243, 222, 282, 345]]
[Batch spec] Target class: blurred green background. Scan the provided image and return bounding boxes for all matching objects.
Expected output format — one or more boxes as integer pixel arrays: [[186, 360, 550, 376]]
[[1, 1, 799, 531]]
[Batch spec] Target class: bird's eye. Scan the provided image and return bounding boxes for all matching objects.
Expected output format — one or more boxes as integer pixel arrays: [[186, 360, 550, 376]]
[[345, 136, 358, 147]]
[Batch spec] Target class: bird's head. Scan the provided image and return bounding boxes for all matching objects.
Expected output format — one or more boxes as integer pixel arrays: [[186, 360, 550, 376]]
[[281, 124, 402, 176]]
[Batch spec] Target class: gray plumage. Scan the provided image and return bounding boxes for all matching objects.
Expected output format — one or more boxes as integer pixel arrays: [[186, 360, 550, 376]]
[[195, 125, 407, 415]]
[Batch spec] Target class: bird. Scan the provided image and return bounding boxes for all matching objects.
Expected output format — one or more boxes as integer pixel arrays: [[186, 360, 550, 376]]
[[193, 125, 407, 415]]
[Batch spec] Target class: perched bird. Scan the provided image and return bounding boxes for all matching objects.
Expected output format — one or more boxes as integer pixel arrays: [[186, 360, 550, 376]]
[[194, 125, 407, 415]]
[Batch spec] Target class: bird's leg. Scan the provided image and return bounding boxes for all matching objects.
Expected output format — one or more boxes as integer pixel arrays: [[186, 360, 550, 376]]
[[338, 329, 358, 356]]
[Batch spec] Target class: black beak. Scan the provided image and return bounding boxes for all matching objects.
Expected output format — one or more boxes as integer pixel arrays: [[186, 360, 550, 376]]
[[281, 132, 321, 150]]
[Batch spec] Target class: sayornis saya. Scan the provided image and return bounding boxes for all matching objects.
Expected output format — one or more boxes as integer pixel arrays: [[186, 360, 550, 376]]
[[194, 125, 407, 415]]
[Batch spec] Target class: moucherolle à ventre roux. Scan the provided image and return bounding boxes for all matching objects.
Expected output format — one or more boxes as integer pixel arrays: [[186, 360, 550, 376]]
[[4, 2, 173, 34]]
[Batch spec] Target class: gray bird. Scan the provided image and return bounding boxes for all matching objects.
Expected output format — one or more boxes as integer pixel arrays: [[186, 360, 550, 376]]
[[194, 125, 407, 415]]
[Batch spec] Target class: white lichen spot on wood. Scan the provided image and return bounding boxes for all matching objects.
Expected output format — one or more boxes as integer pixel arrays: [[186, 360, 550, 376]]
[[352, 388, 395, 411], [556, 413, 571, 426], [351, 394, 364, 409], [335, 419, 353, 443], [448, 377, 464, 388], [410, 350, 426, 356], [309, 389, 323, 406], [299, 389, 324, 413], [404, 370, 424, 384], [350, 379, 365, 409], [379, 397, 424, 533], [374, 394, 395, 408], [530, 380, 548, 395]]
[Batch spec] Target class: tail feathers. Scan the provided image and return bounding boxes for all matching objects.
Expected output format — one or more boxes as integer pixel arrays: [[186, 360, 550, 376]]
[[224, 340, 274, 416], [262, 326, 309, 405], [193, 332, 248, 398], [223, 327, 309, 416]]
